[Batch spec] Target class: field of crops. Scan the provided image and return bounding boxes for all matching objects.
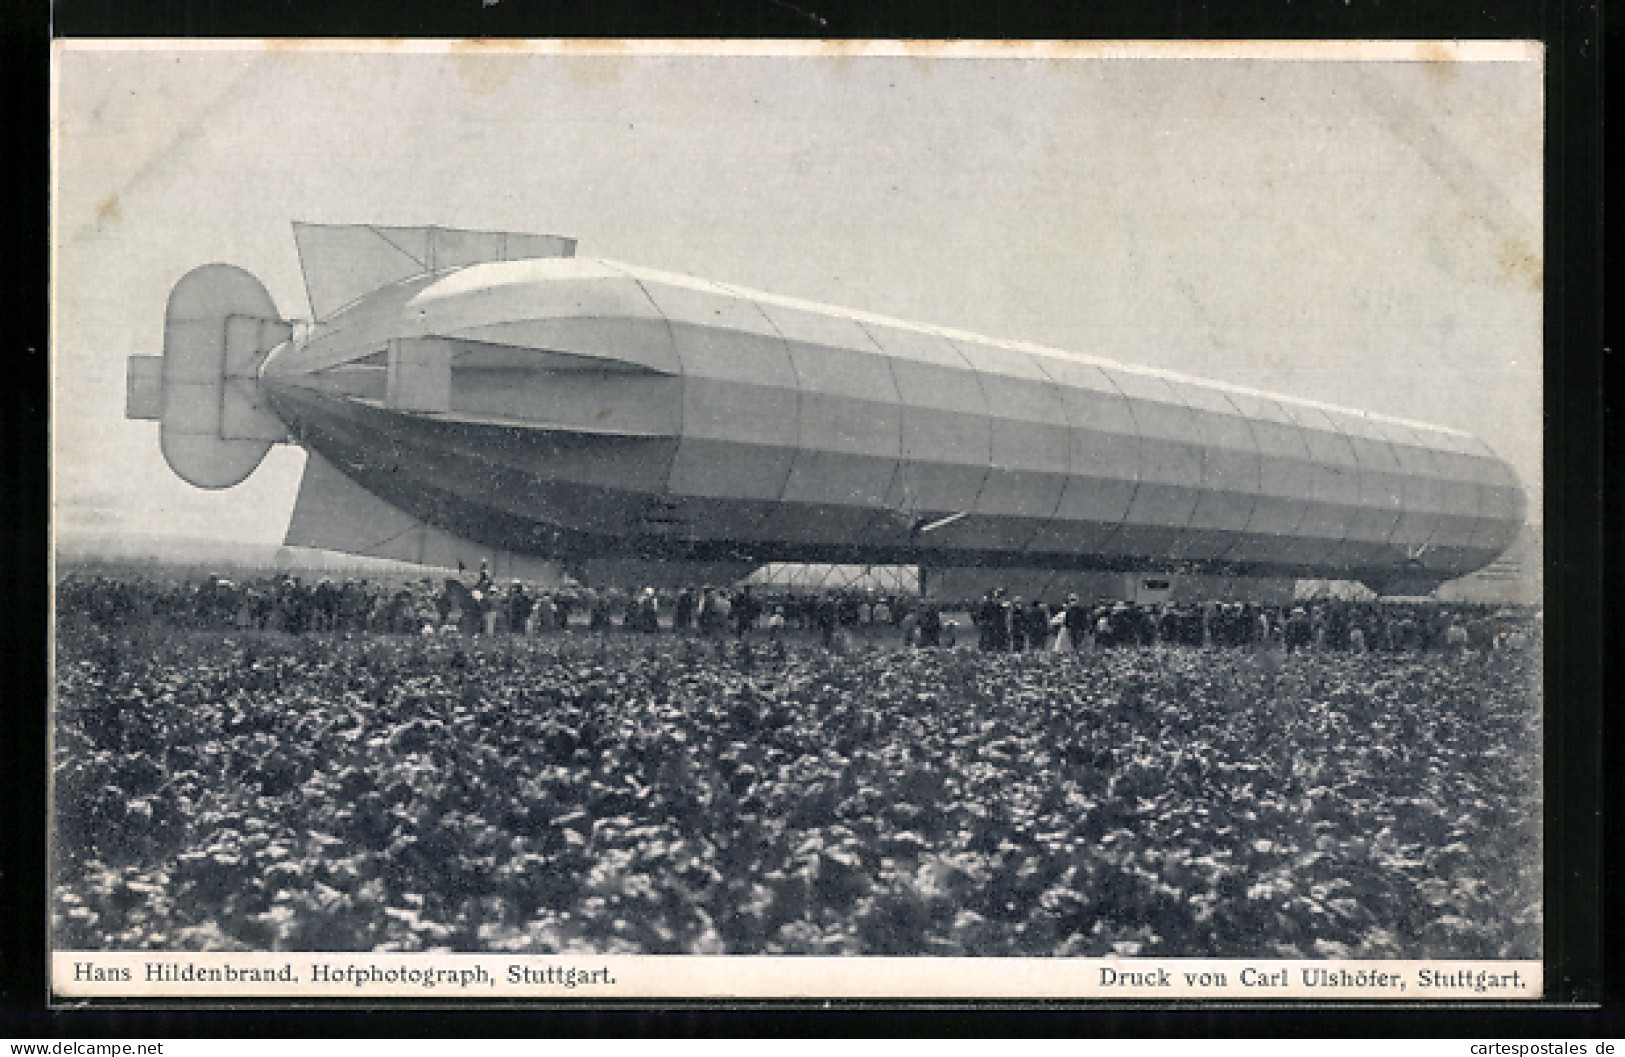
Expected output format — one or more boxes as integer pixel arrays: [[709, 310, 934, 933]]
[[52, 626, 1541, 958]]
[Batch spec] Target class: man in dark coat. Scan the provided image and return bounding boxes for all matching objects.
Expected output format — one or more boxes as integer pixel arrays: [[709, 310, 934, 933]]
[[917, 603, 942, 648], [990, 589, 1013, 652], [1024, 598, 1051, 651], [815, 594, 839, 649], [974, 591, 998, 652], [1063, 593, 1089, 650], [506, 581, 532, 635], [673, 587, 696, 632], [733, 585, 761, 637]]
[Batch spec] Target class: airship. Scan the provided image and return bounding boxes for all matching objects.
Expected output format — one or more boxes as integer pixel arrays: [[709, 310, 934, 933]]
[[125, 222, 1526, 596]]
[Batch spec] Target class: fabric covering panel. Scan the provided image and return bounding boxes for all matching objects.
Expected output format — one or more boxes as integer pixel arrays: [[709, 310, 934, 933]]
[[1323, 411, 1407, 566], [126, 356, 164, 420], [428, 417, 676, 495], [294, 223, 426, 321], [949, 338, 1071, 549], [442, 318, 684, 375], [449, 367, 682, 438], [738, 302, 904, 544], [1168, 381, 1262, 560], [412, 264, 682, 372], [1375, 421, 1453, 560], [369, 226, 433, 269], [763, 305, 902, 506], [275, 277, 439, 377], [1281, 404, 1365, 568], [1216, 392, 1319, 565], [428, 228, 566, 271], [1025, 355, 1140, 553], [428, 229, 507, 271], [863, 323, 992, 521], [159, 264, 282, 489], [1462, 438, 1526, 556], [1431, 433, 1512, 554], [637, 279, 798, 505], [1099, 369, 1204, 558], [1418, 435, 1490, 553], [357, 410, 662, 539]]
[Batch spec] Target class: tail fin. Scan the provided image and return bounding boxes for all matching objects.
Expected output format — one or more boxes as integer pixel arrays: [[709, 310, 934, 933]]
[[291, 222, 576, 321], [126, 263, 291, 489]]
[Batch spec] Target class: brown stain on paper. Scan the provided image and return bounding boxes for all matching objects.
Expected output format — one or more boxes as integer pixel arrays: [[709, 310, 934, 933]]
[[450, 39, 530, 95], [1496, 238, 1543, 295], [1416, 40, 1461, 85], [557, 39, 631, 89], [94, 192, 122, 225]]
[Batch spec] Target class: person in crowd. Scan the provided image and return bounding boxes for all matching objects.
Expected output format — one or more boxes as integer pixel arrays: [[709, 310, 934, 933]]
[[815, 593, 840, 649], [1061, 593, 1089, 651], [635, 587, 662, 633], [673, 587, 696, 632], [973, 591, 998, 652], [1022, 597, 1050, 652], [991, 590, 1014, 652], [505, 581, 531, 636], [707, 588, 732, 635], [1283, 607, 1313, 653], [551, 589, 574, 630], [532, 591, 557, 633], [898, 604, 919, 647], [584, 587, 609, 631], [733, 585, 760, 637], [1007, 595, 1028, 652], [54, 572, 1541, 665], [917, 601, 942, 649]]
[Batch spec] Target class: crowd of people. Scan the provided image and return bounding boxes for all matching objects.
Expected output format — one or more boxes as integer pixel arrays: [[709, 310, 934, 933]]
[[57, 563, 1537, 656], [961, 588, 1538, 655]]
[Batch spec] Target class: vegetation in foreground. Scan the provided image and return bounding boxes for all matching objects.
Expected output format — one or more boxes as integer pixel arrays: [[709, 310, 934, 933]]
[[53, 626, 1541, 957]]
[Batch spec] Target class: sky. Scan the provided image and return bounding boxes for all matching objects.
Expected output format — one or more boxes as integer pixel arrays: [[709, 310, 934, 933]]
[[52, 42, 1544, 548]]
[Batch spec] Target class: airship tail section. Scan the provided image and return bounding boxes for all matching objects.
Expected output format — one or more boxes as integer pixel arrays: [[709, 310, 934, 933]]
[[284, 450, 755, 588], [125, 263, 292, 489]]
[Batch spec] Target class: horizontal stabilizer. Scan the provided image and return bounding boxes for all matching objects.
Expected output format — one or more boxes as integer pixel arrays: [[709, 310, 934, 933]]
[[292, 222, 576, 321], [284, 451, 567, 583]]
